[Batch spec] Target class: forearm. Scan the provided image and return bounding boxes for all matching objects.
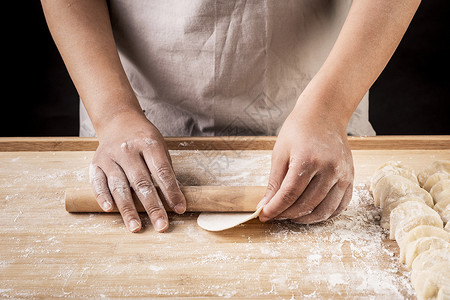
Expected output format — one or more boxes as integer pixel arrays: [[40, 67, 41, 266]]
[[295, 0, 421, 130], [41, 0, 143, 136]]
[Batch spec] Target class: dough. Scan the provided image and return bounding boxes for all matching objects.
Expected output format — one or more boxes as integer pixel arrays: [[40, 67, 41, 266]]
[[411, 263, 450, 300], [424, 172, 450, 192], [389, 201, 443, 241], [197, 205, 264, 231], [417, 160, 450, 187], [399, 225, 450, 263], [382, 192, 433, 210], [437, 287, 450, 300], [394, 215, 443, 246], [434, 190, 450, 206], [411, 248, 450, 272], [430, 179, 450, 204], [434, 198, 450, 224], [371, 160, 450, 300], [404, 236, 449, 269], [380, 197, 428, 229], [373, 175, 430, 208], [369, 161, 418, 194]]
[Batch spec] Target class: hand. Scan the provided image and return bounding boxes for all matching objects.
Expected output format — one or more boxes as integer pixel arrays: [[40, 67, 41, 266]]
[[258, 105, 354, 224], [89, 111, 186, 233]]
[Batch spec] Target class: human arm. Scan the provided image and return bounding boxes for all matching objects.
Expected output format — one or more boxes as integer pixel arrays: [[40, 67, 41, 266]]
[[41, 0, 186, 232], [258, 0, 421, 222]]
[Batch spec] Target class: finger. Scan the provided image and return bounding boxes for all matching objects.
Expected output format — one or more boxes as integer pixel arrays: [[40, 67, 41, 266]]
[[89, 163, 113, 212], [257, 155, 289, 210], [259, 164, 315, 222], [278, 172, 336, 219], [330, 183, 353, 218], [292, 182, 349, 224], [103, 162, 142, 233], [142, 143, 186, 214], [120, 154, 169, 233]]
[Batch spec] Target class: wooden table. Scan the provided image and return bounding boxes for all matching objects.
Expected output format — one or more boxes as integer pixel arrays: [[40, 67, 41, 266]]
[[1, 136, 449, 299]]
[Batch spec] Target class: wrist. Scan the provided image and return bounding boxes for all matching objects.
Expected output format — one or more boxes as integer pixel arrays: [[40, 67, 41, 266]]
[[291, 92, 349, 135], [292, 78, 359, 133], [95, 108, 148, 140]]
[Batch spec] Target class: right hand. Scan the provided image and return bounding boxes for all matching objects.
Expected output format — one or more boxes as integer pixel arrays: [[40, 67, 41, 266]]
[[89, 111, 186, 233]]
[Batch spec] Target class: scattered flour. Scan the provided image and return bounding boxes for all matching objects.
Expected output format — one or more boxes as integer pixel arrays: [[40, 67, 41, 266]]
[[148, 265, 164, 272], [0, 151, 416, 298]]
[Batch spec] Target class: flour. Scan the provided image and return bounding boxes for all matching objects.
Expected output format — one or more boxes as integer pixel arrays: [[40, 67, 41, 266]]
[[148, 265, 164, 272], [178, 141, 193, 147], [253, 184, 415, 298], [327, 273, 346, 287], [0, 150, 418, 298]]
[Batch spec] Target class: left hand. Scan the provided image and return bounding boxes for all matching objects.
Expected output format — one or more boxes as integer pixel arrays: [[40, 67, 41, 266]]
[[258, 104, 354, 224]]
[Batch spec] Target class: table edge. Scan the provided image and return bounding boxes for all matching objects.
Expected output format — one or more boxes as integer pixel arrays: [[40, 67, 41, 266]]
[[0, 135, 449, 151]]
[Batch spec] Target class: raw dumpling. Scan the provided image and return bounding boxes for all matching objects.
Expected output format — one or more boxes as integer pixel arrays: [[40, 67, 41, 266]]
[[370, 161, 418, 194], [437, 287, 450, 300], [423, 172, 450, 192], [434, 198, 450, 224], [399, 225, 450, 263], [417, 160, 450, 187], [390, 201, 443, 241], [404, 236, 449, 269], [380, 197, 429, 230], [411, 248, 450, 272], [411, 262, 450, 300], [430, 179, 450, 204], [373, 175, 431, 208]]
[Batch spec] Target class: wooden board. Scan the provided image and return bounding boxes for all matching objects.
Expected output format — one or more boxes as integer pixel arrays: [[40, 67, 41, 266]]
[[0, 137, 449, 298], [0, 135, 449, 151]]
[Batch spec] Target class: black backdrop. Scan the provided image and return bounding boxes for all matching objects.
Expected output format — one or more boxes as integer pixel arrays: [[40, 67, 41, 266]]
[[2, 1, 449, 137]]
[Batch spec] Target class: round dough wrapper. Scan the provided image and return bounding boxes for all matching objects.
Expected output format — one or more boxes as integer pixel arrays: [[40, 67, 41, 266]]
[[411, 263, 450, 300], [446, 221, 450, 233], [390, 201, 443, 240], [417, 160, 450, 187], [370, 161, 417, 194], [380, 197, 429, 230], [399, 225, 450, 263], [411, 248, 450, 272], [434, 198, 450, 224], [373, 175, 430, 208], [197, 206, 264, 231], [424, 172, 450, 192], [404, 236, 449, 269]]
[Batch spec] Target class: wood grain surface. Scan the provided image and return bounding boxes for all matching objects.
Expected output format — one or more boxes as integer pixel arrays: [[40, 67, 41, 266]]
[[0, 137, 449, 298], [0, 135, 449, 151]]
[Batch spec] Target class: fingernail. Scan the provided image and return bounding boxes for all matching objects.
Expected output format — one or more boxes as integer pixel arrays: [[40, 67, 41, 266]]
[[102, 201, 112, 211], [129, 219, 141, 232], [154, 218, 167, 232], [259, 215, 270, 222], [174, 203, 186, 214]]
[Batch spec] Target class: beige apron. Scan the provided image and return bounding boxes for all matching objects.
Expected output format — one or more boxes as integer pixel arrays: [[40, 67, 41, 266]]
[[80, 0, 376, 137]]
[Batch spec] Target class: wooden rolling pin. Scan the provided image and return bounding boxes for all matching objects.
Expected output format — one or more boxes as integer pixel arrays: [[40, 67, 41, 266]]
[[65, 186, 266, 213]]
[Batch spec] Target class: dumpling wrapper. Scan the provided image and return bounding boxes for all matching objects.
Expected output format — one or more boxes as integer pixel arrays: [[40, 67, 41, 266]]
[[197, 206, 264, 231]]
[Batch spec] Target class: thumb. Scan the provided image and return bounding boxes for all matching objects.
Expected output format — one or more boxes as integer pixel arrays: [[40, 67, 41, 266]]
[[257, 154, 289, 209]]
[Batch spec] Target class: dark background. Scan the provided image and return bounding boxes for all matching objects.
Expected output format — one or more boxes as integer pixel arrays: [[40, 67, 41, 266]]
[[3, 1, 449, 137]]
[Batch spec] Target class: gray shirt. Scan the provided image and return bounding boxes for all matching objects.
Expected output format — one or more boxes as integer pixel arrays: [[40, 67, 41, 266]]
[[80, 0, 376, 137]]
